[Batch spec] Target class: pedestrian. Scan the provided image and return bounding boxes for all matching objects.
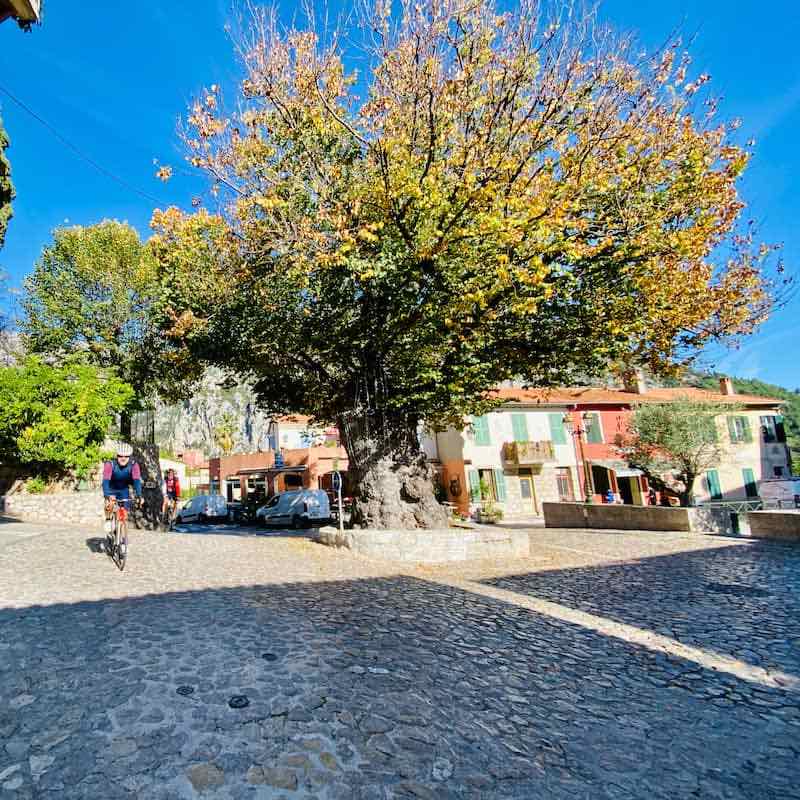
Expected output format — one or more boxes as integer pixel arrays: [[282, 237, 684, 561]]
[[660, 492, 672, 507], [648, 486, 657, 506], [605, 488, 615, 504]]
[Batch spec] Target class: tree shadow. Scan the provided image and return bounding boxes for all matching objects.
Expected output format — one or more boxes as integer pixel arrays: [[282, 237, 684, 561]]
[[483, 539, 800, 676], [1, 567, 797, 799]]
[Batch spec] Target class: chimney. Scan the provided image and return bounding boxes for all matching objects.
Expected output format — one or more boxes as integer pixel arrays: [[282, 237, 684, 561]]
[[622, 368, 647, 395], [719, 377, 735, 396]]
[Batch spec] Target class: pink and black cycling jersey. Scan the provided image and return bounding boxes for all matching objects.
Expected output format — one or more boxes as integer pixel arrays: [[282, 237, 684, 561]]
[[102, 461, 142, 500]]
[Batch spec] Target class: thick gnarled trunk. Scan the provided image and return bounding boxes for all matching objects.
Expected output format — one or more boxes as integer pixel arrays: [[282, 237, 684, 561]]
[[338, 410, 448, 530]]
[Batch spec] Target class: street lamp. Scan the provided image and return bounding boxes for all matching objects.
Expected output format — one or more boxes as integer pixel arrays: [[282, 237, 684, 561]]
[[563, 410, 594, 503]]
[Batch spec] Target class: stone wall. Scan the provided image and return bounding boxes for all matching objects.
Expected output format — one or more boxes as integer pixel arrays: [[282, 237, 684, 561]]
[[1, 491, 104, 528], [740, 511, 800, 541], [543, 502, 732, 535], [315, 526, 530, 563]]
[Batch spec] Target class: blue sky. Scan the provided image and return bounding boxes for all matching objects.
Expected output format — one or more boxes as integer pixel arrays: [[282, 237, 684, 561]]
[[1, 1, 798, 388]]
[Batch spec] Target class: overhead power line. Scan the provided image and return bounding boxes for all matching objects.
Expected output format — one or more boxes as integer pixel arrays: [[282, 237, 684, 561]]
[[0, 81, 168, 206]]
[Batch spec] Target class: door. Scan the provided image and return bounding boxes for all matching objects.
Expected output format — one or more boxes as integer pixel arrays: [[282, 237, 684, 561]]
[[519, 476, 537, 514]]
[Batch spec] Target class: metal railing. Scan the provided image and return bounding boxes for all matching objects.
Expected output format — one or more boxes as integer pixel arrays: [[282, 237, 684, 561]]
[[700, 500, 764, 513]]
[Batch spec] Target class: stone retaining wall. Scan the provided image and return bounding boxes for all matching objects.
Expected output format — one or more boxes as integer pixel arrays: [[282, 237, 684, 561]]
[[315, 526, 530, 563], [740, 511, 800, 542], [543, 502, 732, 535], [1, 491, 104, 528]]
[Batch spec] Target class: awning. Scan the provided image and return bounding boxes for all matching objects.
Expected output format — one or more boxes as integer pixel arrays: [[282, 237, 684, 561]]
[[590, 460, 643, 478]]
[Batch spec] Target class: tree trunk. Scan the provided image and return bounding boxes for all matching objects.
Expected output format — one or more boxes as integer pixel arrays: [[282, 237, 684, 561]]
[[338, 409, 448, 530]]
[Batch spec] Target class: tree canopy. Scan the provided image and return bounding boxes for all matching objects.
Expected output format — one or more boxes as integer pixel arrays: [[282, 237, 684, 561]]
[[0, 113, 14, 251], [23, 220, 198, 406], [151, 0, 780, 527], [0, 357, 133, 480]]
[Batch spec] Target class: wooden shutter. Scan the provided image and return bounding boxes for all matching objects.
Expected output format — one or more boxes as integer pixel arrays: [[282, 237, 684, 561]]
[[511, 414, 529, 443], [741, 417, 753, 443], [776, 415, 787, 443], [585, 413, 603, 443], [706, 470, 722, 500], [742, 468, 758, 498], [473, 415, 491, 446], [726, 416, 738, 443], [468, 470, 481, 502], [548, 413, 567, 445], [493, 469, 507, 501]]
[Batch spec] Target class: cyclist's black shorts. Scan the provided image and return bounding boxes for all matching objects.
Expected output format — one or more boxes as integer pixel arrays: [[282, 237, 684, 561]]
[[166, 492, 179, 502]]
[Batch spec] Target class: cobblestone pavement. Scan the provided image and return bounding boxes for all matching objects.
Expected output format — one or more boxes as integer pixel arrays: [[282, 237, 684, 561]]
[[1, 520, 798, 799]]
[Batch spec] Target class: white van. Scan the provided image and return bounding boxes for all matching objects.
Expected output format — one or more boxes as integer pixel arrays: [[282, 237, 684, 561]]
[[175, 494, 229, 524], [256, 489, 331, 529], [758, 478, 800, 509]]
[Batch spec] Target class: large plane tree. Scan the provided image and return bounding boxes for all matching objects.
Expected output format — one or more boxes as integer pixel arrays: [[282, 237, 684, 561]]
[[151, 0, 778, 529]]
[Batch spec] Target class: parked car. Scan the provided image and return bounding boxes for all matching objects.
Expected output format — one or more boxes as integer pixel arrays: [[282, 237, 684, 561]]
[[175, 494, 229, 524], [758, 478, 800, 509], [256, 489, 331, 529]]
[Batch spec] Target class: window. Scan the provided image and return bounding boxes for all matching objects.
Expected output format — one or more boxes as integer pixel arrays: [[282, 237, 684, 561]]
[[761, 415, 787, 443], [584, 413, 603, 444], [705, 470, 723, 500], [742, 468, 758, 498], [556, 467, 574, 501], [727, 416, 753, 444], [774, 466, 785, 478], [511, 413, 529, 443], [548, 413, 568, 445], [472, 415, 491, 446]]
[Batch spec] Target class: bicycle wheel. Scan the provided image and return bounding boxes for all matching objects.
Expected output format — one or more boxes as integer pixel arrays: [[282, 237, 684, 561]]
[[118, 517, 128, 571]]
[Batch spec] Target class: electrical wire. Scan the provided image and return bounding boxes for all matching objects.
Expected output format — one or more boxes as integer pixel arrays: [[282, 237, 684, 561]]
[[0, 81, 168, 206]]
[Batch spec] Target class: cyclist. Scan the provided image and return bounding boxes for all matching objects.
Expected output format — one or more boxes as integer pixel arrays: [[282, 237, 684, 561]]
[[102, 443, 143, 524], [161, 468, 181, 524]]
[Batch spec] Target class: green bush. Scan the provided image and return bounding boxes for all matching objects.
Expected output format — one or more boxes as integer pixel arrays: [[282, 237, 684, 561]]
[[25, 476, 47, 494], [0, 356, 134, 480]]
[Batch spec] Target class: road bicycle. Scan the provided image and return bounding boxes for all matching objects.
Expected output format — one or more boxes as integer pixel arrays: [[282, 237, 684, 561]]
[[104, 497, 135, 571], [161, 496, 179, 531]]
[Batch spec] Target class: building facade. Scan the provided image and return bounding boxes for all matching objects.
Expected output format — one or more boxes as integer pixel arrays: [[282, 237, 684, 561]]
[[424, 378, 790, 517]]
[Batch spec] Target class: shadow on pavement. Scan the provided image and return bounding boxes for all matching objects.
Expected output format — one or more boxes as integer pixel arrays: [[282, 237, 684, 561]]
[[1, 560, 798, 799], [483, 539, 800, 677]]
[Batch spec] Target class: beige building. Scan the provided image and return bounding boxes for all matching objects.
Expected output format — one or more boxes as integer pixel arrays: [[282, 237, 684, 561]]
[[694, 378, 790, 503], [423, 403, 581, 517]]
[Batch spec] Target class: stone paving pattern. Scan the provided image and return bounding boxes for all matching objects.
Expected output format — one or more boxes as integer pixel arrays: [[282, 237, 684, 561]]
[[0, 520, 798, 799]]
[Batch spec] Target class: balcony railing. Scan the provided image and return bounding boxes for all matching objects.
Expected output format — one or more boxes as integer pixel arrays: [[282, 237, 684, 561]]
[[502, 440, 555, 464]]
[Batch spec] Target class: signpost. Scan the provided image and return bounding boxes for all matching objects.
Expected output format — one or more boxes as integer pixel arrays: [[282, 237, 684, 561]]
[[332, 470, 343, 532]]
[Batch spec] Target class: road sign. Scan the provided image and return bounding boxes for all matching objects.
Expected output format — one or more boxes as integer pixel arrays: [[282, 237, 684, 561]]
[[274, 451, 284, 468], [331, 471, 342, 493]]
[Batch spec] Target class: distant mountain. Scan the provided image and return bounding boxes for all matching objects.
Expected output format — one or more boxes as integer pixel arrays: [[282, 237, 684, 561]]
[[154, 368, 272, 457]]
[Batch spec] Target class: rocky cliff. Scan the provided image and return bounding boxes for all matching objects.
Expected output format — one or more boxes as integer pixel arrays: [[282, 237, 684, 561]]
[[154, 368, 273, 457]]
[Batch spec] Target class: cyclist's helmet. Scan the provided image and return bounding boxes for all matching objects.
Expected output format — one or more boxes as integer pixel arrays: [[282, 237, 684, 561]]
[[116, 442, 134, 457]]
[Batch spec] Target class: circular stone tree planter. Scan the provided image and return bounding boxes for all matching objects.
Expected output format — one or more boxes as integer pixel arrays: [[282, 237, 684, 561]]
[[314, 526, 529, 563]]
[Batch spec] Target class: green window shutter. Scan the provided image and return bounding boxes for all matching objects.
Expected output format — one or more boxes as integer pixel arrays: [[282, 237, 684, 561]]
[[741, 417, 753, 443], [726, 416, 737, 443], [706, 469, 722, 500], [494, 469, 507, 502], [585, 413, 602, 444], [511, 414, 529, 443], [776, 415, 787, 443], [742, 468, 758, 498], [473, 415, 491, 446], [548, 413, 567, 445], [468, 470, 481, 502]]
